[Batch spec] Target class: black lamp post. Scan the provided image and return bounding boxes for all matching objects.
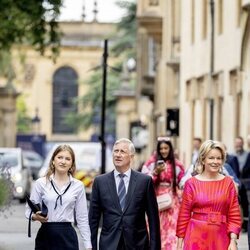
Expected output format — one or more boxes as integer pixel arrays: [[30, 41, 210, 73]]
[[31, 108, 41, 134], [100, 39, 108, 174]]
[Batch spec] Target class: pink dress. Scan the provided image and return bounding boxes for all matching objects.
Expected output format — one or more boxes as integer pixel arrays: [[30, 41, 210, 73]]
[[176, 176, 241, 249], [142, 155, 185, 249]]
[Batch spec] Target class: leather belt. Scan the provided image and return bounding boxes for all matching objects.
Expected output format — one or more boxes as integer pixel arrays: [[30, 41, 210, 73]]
[[192, 212, 227, 225]]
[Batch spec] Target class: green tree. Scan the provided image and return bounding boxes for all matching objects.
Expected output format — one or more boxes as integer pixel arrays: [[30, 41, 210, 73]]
[[0, 165, 13, 210], [0, 0, 62, 61], [111, 0, 137, 59], [0, 51, 13, 78], [16, 96, 32, 133], [66, 0, 137, 136], [0, 179, 8, 207], [65, 65, 121, 134], [0, 0, 63, 135]]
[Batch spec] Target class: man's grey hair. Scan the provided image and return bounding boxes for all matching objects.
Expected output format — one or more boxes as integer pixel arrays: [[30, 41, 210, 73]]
[[114, 138, 135, 155]]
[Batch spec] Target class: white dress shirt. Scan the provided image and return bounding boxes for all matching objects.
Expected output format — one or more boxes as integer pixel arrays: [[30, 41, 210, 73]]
[[114, 168, 131, 194], [25, 174, 92, 249]]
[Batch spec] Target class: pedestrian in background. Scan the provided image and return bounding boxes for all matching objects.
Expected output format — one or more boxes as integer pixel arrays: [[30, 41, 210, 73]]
[[179, 137, 202, 189], [226, 151, 240, 178], [25, 144, 92, 250], [141, 136, 185, 249], [89, 138, 161, 250], [234, 136, 250, 179], [234, 136, 250, 232], [191, 137, 202, 166], [176, 140, 241, 250]]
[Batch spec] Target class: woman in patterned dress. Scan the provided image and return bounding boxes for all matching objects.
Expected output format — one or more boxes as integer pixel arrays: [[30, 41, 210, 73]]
[[176, 140, 241, 250], [142, 137, 185, 249]]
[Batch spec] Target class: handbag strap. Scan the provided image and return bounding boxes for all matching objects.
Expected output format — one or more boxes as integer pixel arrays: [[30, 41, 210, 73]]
[[28, 210, 32, 237]]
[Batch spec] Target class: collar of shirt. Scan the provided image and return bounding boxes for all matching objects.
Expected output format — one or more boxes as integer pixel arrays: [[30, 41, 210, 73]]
[[49, 174, 74, 183], [49, 174, 73, 191], [25, 176, 92, 249]]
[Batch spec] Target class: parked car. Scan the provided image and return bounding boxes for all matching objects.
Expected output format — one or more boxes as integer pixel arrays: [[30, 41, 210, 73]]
[[23, 150, 44, 180], [0, 148, 32, 203], [38, 142, 114, 199]]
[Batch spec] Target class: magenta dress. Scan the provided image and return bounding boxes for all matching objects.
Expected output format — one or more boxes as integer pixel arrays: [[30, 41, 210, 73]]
[[176, 176, 241, 249], [142, 155, 185, 249]]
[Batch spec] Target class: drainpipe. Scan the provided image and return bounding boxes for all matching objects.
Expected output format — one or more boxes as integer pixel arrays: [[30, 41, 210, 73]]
[[209, 0, 215, 139]]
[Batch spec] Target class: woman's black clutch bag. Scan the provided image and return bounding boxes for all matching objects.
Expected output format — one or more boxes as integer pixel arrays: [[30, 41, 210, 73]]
[[26, 195, 48, 237], [26, 195, 48, 217]]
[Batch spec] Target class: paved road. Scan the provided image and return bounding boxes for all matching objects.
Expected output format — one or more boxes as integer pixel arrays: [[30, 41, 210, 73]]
[[238, 232, 248, 250], [0, 201, 248, 250], [0, 201, 84, 250]]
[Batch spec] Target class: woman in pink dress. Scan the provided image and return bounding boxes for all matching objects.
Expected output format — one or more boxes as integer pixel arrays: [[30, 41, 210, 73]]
[[142, 137, 185, 249], [176, 140, 241, 250]]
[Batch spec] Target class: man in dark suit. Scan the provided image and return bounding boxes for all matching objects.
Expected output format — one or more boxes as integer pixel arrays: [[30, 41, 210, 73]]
[[89, 138, 161, 250], [226, 153, 240, 178], [234, 136, 250, 232]]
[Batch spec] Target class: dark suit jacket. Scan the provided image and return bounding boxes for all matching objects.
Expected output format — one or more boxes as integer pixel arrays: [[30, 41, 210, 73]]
[[226, 154, 240, 178], [89, 169, 161, 250], [241, 152, 250, 179]]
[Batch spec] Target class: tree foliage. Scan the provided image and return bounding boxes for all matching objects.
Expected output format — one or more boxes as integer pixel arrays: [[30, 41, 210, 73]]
[[0, 0, 62, 60], [0, 1, 63, 132], [0, 51, 13, 78], [0, 164, 13, 210], [16, 95, 32, 133], [65, 64, 122, 134], [111, 0, 137, 59], [66, 0, 137, 136]]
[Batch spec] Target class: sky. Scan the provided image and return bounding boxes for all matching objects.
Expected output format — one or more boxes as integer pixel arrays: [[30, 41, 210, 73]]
[[59, 0, 129, 23]]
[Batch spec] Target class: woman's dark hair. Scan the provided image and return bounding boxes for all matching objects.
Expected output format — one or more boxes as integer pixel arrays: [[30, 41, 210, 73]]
[[155, 139, 177, 193]]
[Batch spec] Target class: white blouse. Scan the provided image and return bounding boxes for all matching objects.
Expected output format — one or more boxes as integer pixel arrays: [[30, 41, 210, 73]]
[[25, 174, 92, 249]]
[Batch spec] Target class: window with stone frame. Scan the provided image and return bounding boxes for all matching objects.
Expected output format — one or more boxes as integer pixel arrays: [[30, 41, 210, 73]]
[[52, 66, 78, 134]]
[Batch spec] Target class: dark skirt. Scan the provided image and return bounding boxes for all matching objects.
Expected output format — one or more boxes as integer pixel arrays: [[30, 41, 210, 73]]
[[35, 222, 79, 250]]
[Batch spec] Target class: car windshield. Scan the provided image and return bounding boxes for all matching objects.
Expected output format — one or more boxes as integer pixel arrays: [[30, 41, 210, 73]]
[[0, 152, 18, 168]]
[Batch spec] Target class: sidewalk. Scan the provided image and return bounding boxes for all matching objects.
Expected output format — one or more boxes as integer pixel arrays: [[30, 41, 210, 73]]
[[238, 232, 248, 250]]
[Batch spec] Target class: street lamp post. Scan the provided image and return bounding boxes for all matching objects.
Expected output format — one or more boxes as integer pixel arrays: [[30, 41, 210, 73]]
[[31, 108, 41, 135], [100, 39, 108, 174]]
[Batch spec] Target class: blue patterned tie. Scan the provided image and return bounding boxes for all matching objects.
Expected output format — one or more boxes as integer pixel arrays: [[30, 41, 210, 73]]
[[118, 173, 126, 210]]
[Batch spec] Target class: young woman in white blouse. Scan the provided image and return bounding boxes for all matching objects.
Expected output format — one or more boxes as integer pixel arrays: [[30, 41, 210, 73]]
[[25, 144, 92, 250]]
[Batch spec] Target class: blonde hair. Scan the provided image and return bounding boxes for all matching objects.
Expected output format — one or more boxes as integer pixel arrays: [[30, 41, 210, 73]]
[[45, 144, 76, 179], [194, 140, 226, 174]]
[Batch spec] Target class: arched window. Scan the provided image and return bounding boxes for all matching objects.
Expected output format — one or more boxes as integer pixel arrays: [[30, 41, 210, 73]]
[[52, 66, 78, 134]]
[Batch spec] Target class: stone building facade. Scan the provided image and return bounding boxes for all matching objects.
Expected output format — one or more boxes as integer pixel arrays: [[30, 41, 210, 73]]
[[136, 0, 250, 166], [0, 83, 19, 147], [136, 0, 181, 158], [0, 21, 116, 146]]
